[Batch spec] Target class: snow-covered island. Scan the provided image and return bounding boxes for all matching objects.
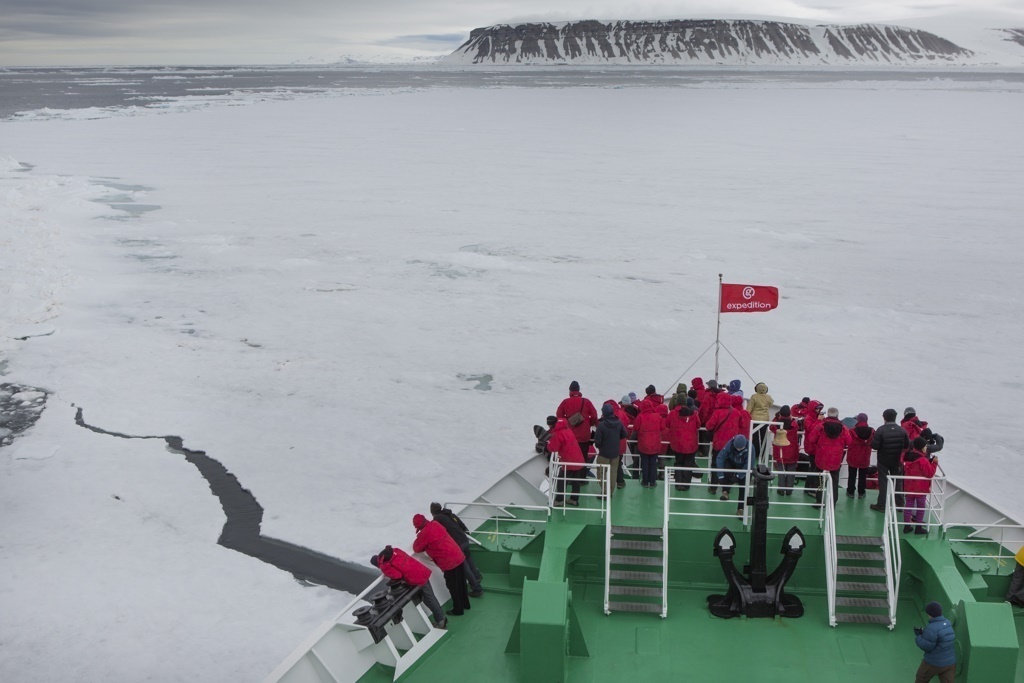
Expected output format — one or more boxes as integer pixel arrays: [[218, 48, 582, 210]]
[[442, 18, 1024, 66]]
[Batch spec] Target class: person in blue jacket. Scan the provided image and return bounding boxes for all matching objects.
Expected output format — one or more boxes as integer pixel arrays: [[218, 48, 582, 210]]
[[914, 601, 956, 682], [714, 434, 752, 516]]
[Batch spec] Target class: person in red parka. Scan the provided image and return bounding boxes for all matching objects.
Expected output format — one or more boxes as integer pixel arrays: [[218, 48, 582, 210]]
[[791, 397, 811, 422], [691, 377, 707, 409], [631, 401, 665, 488], [805, 407, 850, 507], [846, 412, 875, 499], [705, 392, 742, 494], [412, 513, 470, 616], [902, 438, 939, 535], [901, 407, 928, 444], [547, 418, 586, 506], [555, 381, 599, 464], [665, 400, 701, 491], [770, 405, 801, 496], [731, 394, 751, 443], [802, 401, 824, 449], [374, 545, 447, 628]]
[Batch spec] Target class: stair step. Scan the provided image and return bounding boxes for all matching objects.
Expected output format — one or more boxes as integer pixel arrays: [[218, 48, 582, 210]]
[[835, 613, 891, 625], [611, 526, 662, 536], [836, 535, 883, 546], [608, 601, 662, 613], [837, 597, 889, 609], [836, 566, 886, 577], [610, 539, 663, 551], [609, 554, 663, 566], [836, 581, 888, 594], [837, 550, 885, 561], [608, 586, 663, 597], [609, 570, 663, 583]]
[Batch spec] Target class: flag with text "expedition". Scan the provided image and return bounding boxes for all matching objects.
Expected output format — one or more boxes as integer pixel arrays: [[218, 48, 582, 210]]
[[720, 283, 779, 313]]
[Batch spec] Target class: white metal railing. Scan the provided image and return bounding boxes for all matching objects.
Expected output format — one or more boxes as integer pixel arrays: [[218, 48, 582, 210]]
[[661, 480, 670, 618], [822, 472, 838, 627], [440, 501, 550, 540], [883, 482, 902, 630], [750, 419, 782, 467], [888, 468, 948, 532], [547, 458, 611, 518], [604, 488, 612, 615], [941, 523, 1024, 570], [662, 465, 824, 529]]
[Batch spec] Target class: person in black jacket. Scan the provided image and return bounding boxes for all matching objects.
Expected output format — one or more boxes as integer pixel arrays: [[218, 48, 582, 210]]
[[594, 402, 628, 498], [430, 502, 483, 597], [870, 408, 910, 513]]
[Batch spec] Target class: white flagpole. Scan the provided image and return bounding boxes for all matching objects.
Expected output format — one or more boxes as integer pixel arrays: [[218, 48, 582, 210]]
[[715, 273, 722, 383]]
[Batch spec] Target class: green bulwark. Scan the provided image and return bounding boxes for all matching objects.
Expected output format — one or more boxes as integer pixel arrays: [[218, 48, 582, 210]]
[[358, 481, 1020, 683]]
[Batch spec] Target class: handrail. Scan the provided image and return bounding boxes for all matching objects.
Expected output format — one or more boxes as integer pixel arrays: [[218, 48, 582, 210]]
[[440, 501, 550, 539], [661, 479, 669, 618], [548, 461, 612, 517], [942, 522, 1024, 570], [604, 489, 612, 615], [663, 466, 822, 526], [822, 472, 837, 627], [883, 482, 902, 630], [888, 472, 948, 533]]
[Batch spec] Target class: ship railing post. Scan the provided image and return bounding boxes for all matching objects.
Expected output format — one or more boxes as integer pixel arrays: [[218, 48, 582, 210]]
[[604, 463, 611, 615], [662, 471, 669, 618], [822, 472, 837, 627]]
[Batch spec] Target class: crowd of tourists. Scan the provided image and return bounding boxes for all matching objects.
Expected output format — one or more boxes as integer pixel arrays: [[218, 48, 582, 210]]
[[540, 378, 944, 531]]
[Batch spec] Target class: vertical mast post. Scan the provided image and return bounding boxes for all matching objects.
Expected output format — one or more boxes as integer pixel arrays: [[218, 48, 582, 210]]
[[715, 273, 722, 383]]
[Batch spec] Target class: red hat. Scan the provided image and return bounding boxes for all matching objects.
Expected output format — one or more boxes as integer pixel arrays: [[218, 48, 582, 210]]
[[413, 513, 427, 530]]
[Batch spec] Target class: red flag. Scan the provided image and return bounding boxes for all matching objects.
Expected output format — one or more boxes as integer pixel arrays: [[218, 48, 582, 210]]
[[720, 283, 779, 313]]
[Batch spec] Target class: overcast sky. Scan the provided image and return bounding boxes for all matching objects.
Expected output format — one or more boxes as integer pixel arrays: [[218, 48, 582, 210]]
[[1, 0, 1022, 66]]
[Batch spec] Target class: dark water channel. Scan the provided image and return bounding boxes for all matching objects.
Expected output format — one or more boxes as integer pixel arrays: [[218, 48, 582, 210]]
[[73, 408, 376, 592]]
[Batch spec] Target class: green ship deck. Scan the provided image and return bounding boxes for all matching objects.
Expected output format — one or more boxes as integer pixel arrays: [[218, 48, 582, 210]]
[[354, 477, 1023, 683]]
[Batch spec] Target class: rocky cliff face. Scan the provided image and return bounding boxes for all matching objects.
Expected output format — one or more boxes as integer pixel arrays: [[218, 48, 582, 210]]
[[441, 19, 973, 65]]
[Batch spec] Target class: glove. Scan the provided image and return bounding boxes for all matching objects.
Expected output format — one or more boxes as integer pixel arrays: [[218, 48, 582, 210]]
[[914, 627, 923, 636]]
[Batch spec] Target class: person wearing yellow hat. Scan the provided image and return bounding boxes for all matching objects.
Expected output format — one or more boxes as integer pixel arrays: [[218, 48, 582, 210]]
[[1006, 545, 1024, 608]]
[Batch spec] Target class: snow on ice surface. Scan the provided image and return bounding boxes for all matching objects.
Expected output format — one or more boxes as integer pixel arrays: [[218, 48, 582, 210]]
[[2, 73, 1024, 681]]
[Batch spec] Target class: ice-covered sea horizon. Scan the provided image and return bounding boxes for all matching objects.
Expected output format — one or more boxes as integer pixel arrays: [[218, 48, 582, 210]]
[[2, 69, 1023, 681]]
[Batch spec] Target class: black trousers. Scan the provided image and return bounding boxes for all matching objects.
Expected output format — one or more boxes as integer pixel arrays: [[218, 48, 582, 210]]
[[443, 564, 471, 615], [669, 448, 697, 485], [847, 467, 868, 496], [876, 461, 905, 509], [815, 468, 841, 506]]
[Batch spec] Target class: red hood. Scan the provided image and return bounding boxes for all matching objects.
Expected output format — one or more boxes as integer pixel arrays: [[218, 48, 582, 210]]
[[413, 513, 427, 530], [807, 400, 823, 414], [731, 395, 743, 408], [691, 378, 705, 392], [553, 418, 571, 431], [568, 390, 582, 398], [716, 393, 733, 408]]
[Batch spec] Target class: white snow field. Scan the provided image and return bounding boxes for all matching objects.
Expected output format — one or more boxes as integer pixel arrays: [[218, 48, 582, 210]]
[[2, 73, 1024, 681]]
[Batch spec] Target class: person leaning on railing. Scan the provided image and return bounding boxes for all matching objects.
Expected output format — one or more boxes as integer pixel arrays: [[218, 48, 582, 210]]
[[1006, 545, 1024, 608], [372, 545, 448, 630], [547, 418, 586, 506]]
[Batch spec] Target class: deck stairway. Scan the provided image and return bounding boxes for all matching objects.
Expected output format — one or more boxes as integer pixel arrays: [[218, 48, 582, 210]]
[[605, 525, 665, 616], [834, 534, 890, 625]]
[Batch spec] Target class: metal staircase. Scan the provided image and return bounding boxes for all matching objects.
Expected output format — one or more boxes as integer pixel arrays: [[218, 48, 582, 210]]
[[604, 525, 665, 615], [834, 534, 890, 625]]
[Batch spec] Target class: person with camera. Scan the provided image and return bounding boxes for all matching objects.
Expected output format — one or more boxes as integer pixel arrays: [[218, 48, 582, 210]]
[[372, 545, 447, 629], [555, 381, 598, 463], [913, 602, 956, 682]]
